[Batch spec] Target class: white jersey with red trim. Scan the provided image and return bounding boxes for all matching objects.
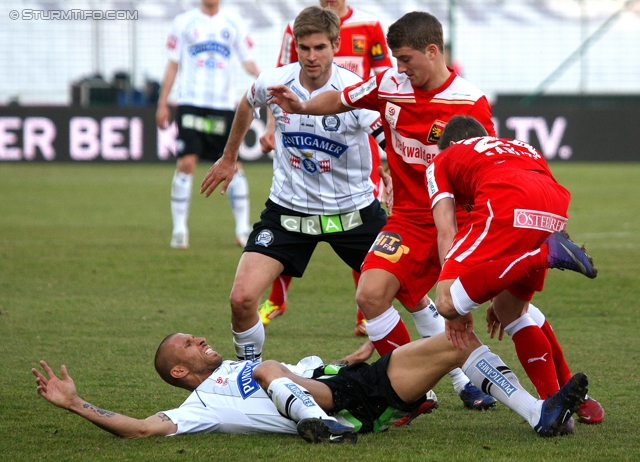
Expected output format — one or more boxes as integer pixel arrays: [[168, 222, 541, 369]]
[[166, 8, 254, 109], [162, 357, 323, 436], [341, 69, 496, 224], [277, 8, 392, 78], [247, 63, 384, 215]]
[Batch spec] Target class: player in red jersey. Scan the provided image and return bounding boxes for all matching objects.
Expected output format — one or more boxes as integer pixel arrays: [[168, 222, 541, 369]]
[[267, 11, 499, 410], [428, 115, 602, 424], [259, 0, 393, 336]]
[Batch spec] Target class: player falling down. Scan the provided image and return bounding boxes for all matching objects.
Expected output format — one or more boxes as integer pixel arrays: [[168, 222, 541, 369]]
[[34, 327, 591, 444]]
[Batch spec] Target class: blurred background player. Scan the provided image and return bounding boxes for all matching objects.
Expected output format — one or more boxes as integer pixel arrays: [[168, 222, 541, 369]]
[[258, 0, 393, 336], [156, 0, 260, 249], [266, 11, 498, 410]]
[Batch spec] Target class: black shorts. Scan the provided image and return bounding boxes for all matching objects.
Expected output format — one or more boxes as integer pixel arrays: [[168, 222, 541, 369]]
[[243, 199, 387, 277], [176, 105, 235, 161], [316, 353, 424, 434]]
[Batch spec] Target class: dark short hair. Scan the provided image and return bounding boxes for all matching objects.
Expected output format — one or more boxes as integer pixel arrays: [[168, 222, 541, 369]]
[[293, 6, 340, 43], [387, 11, 444, 53], [154, 333, 181, 387], [437, 116, 488, 151]]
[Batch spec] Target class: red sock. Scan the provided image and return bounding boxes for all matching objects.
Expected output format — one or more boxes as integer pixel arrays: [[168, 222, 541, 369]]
[[371, 319, 411, 356], [512, 325, 560, 398], [458, 245, 549, 304], [268, 276, 292, 307], [540, 320, 573, 387]]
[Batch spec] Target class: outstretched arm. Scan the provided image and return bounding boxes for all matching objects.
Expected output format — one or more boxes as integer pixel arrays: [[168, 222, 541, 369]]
[[267, 86, 349, 115], [32, 361, 177, 439]]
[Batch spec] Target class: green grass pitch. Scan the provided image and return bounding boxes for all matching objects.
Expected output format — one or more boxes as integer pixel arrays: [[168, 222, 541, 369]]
[[1, 162, 639, 461]]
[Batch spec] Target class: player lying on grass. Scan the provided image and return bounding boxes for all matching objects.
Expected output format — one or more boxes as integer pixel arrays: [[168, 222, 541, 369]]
[[33, 330, 587, 444]]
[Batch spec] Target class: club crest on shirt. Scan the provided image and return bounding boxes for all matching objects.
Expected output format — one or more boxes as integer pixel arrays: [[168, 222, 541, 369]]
[[352, 35, 365, 55], [427, 120, 447, 143], [370, 232, 410, 263], [322, 115, 340, 132]]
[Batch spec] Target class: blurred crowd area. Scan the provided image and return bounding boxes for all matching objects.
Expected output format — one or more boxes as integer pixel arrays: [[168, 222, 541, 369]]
[[1, 0, 639, 105]]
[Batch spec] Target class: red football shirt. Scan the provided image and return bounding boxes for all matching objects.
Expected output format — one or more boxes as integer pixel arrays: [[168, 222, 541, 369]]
[[342, 69, 496, 224]]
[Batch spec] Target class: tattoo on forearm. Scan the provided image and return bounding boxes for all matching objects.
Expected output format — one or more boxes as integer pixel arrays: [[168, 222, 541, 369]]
[[157, 413, 171, 422], [83, 403, 116, 418]]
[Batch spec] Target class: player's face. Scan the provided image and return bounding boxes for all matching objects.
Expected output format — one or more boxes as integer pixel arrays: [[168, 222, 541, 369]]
[[201, 0, 220, 9], [392, 46, 435, 89], [172, 333, 223, 373], [320, 0, 347, 16], [296, 33, 340, 84]]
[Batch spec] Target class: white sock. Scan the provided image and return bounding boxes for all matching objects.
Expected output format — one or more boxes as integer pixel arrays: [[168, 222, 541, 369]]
[[232, 319, 264, 362], [462, 345, 543, 428], [410, 302, 443, 338], [410, 303, 471, 394], [267, 377, 334, 423], [365, 307, 401, 342], [171, 170, 192, 235], [227, 169, 251, 238], [527, 303, 546, 327], [450, 278, 480, 315], [503, 312, 537, 337]]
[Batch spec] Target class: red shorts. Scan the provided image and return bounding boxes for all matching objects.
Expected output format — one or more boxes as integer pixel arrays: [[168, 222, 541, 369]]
[[361, 214, 441, 308], [439, 171, 571, 301]]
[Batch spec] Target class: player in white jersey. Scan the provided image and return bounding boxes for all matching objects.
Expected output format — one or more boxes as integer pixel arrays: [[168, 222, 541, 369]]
[[33, 330, 588, 441], [156, 0, 260, 250], [200, 7, 387, 363]]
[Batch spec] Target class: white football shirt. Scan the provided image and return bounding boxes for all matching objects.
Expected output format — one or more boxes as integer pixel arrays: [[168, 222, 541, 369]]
[[162, 357, 323, 436], [166, 8, 254, 109], [247, 63, 383, 215]]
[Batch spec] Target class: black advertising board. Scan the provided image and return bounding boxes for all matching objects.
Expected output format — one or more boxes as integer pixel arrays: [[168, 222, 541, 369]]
[[0, 106, 271, 163], [1, 97, 638, 162]]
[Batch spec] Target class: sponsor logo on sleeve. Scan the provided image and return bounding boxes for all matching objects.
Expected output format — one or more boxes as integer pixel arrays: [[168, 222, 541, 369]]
[[371, 42, 384, 61], [370, 232, 410, 263], [426, 162, 438, 198], [347, 78, 377, 103], [384, 102, 400, 129]]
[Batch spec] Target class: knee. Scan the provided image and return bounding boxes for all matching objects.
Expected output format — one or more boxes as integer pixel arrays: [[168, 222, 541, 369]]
[[177, 155, 197, 174], [229, 285, 259, 317], [356, 287, 386, 318], [253, 360, 283, 389]]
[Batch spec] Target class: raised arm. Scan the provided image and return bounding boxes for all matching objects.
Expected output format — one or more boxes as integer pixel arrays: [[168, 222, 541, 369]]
[[32, 361, 177, 439], [267, 86, 349, 116]]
